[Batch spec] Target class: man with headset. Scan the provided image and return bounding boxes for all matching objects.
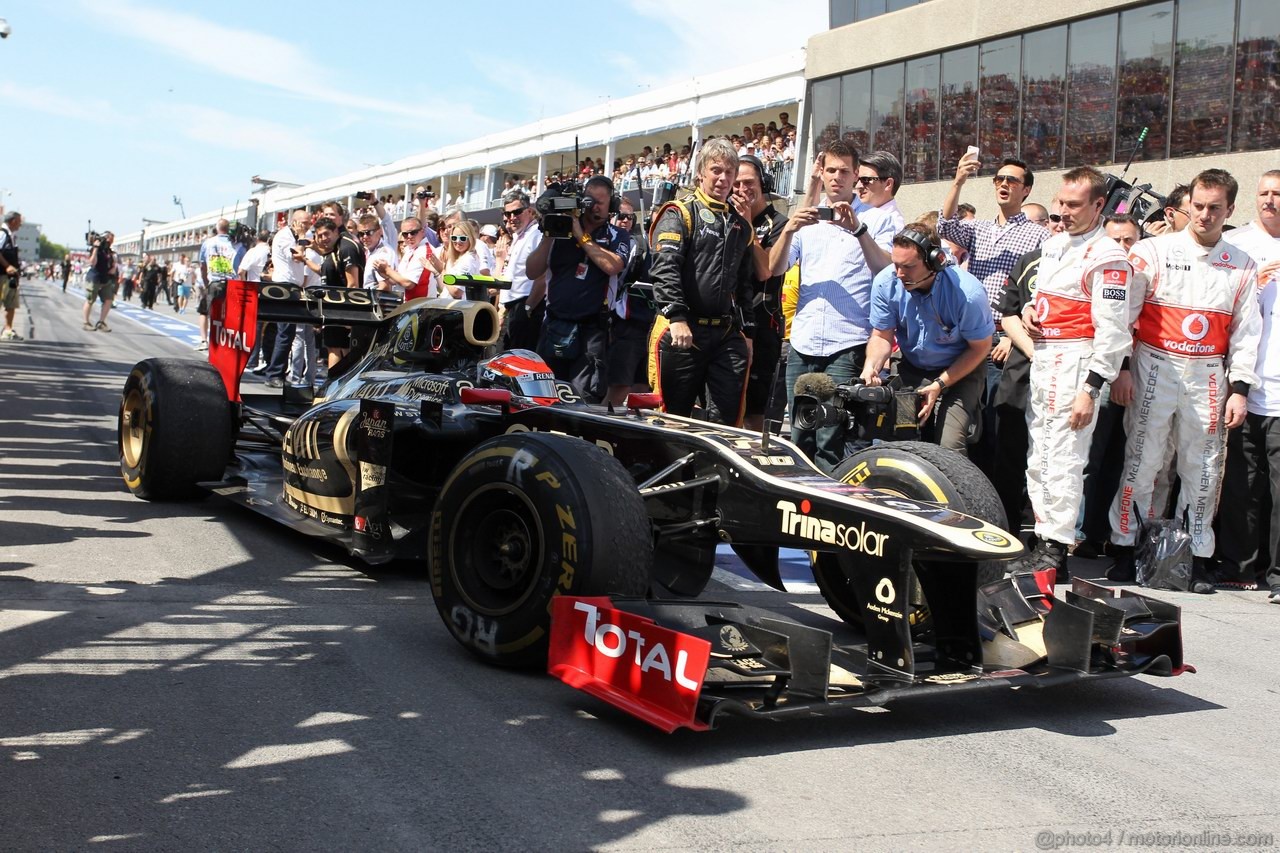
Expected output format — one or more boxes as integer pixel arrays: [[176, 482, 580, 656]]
[[860, 223, 994, 452], [526, 174, 630, 402]]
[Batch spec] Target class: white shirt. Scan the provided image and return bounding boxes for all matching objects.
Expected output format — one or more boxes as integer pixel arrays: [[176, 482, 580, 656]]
[[271, 227, 306, 284], [363, 240, 399, 291], [170, 261, 189, 285], [503, 221, 543, 304], [1225, 222, 1280, 415], [238, 242, 270, 282], [476, 240, 496, 273]]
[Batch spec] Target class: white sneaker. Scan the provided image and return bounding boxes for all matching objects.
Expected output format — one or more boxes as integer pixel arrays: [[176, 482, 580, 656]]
[[195, 340, 209, 352], [0, 328, 22, 341]]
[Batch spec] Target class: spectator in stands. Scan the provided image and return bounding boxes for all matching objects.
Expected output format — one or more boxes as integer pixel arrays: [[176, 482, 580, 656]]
[[1218, 170, 1280, 599], [526, 175, 629, 402], [499, 192, 544, 351], [768, 140, 898, 472], [862, 223, 994, 453]]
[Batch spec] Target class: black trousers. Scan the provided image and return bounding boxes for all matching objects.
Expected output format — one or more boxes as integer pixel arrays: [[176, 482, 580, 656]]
[[502, 297, 544, 353], [1082, 398, 1128, 544], [1217, 412, 1280, 589], [993, 401, 1031, 533], [656, 321, 749, 425], [538, 314, 609, 403]]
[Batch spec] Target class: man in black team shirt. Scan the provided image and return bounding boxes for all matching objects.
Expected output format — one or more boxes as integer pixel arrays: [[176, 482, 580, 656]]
[[734, 154, 788, 431]]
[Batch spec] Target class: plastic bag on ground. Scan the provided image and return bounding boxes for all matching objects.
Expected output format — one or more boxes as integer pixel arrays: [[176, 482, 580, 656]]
[[1135, 516, 1192, 591]]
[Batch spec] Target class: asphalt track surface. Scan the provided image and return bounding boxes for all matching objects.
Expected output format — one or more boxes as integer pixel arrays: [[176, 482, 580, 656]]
[[2, 278, 1278, 851]]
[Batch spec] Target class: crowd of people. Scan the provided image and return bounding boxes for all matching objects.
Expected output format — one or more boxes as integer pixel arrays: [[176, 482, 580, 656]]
[[16, 102, 1277, 603]]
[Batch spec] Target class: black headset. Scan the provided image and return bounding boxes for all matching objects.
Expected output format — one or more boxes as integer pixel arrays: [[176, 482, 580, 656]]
[[897, 228, 947, 273], [738, 154, 776, 196], [584, 175, 622, 215]]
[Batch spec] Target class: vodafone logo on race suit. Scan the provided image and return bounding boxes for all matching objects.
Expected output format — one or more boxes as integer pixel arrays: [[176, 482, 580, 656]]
[[547, 597, 712, 732], [1035, 295, 1051, 323], [1182, 313, 1211, 342]]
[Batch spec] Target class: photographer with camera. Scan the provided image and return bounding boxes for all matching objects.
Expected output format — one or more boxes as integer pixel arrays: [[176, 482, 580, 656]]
[[83, 230, 117, 332], [525, 175, 630, 403], [648, 138, 758, 425], [861, 224, 994, 453]]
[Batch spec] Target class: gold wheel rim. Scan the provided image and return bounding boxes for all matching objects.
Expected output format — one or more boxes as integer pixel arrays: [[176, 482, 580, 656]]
[[121, 388, 146, 468]]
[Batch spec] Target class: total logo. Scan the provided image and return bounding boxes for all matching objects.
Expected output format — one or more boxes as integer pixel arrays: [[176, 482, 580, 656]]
[[777, 500, 889, 556], [1182, 313, 1210, 341], [572, 600, 701, 691]]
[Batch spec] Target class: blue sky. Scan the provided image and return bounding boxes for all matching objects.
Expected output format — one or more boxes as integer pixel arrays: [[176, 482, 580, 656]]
[[1, 1, 825, 246]]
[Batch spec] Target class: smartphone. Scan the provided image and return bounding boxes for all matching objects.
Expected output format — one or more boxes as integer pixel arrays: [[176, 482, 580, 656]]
[[296, 238, 311, 248], [817, 207, 836, 221], [355, 191, 373, 201], [966, 145, 980, 158]]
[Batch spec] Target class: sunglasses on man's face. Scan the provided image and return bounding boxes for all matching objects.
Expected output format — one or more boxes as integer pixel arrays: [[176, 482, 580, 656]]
[[615, 213, 635, 222], [855, 176, 884, 187], [502, 208, 527, 218], [357, 229, 379, 238], [1049, 214, 1062, 223], [993, 174, 1025, 186], [401, 228, 422, 237]]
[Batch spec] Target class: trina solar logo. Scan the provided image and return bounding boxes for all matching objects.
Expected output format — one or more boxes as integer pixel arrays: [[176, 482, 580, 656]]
[[777, 500, 888, 556]]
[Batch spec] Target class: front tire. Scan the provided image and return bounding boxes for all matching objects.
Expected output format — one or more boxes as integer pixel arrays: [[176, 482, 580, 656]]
[[813, 441, 1009, 626], [429, 432, 652, 668], [118, 358, 233, 500]]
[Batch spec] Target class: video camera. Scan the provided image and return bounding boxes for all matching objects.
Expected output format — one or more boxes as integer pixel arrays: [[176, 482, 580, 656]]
[[1102, 127, 1170, 227], [229, 221, 255, 247], [792, 373, 921, 442], [535, 180, 597, 240]]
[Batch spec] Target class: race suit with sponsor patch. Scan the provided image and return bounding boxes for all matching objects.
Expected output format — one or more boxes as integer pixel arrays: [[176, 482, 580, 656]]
[[1109, 229, 1262, 557], [1025, 225, 1132, 546]]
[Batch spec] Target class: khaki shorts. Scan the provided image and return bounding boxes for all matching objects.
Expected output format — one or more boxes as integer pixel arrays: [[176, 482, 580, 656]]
[[85, 273, 119, 303], [0, 276, 17, 311]]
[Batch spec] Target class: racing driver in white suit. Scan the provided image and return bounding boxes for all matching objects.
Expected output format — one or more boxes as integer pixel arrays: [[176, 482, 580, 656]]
[[1016, 166, 1132, 576], [1109, 169, 1263, 592]]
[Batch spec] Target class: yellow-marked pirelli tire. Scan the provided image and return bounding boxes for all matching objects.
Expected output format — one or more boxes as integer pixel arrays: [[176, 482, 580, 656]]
[[430, 432, 652, 668], [118, 358, 233, 501], [813, 441, 1009, 627]]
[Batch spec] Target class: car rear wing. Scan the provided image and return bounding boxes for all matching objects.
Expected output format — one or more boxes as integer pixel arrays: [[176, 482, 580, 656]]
[[255, 280, 402, 327]]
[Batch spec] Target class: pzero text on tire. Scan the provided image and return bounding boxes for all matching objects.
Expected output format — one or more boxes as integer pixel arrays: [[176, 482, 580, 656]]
[[118, 358, 233, 501], [429, 432, 652, 668], [813, 440, 1010, 626]]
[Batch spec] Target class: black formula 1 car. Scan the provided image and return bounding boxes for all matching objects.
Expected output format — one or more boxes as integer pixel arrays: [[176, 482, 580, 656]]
[[117, 278, 1192, 732]]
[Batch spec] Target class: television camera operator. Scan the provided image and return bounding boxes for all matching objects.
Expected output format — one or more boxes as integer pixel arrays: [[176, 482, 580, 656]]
[[526, 175, 630, 403], [860, 224, 993, 453]]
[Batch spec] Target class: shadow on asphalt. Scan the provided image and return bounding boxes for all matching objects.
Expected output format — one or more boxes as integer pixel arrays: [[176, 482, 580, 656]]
[[0, 301, 1221, 850]]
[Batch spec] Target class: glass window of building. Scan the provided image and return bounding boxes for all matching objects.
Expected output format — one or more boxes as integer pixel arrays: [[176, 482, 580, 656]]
[[811, 76, 841, 156], [1117, 2, 1173, 163], [841, 70, 872, 155], [830, 0, 856, 28], [979, 36, 1021, 164], [1232, 0, 1280, 152], [857, 0, 887, 18], [1066, 13, 1118, 167], [1171, 0, 1234, 158], [940, 46, 979, 173], [1020, 26, 1066, 171], [870, 63, 905, 162], [904, 55, 940, 182]]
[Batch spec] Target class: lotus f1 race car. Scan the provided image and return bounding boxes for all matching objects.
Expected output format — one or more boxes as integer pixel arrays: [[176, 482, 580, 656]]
[[117, 277, 1192, 732]]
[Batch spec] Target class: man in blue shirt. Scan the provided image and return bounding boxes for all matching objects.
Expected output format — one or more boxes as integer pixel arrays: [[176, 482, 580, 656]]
[[861, 225, 994, 454]]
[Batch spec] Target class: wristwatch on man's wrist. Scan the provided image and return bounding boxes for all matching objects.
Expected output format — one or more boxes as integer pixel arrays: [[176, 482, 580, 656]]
[[933, 376, 947, 394], [1080, 385, 1101, 401], [850, 222, 868, 238]]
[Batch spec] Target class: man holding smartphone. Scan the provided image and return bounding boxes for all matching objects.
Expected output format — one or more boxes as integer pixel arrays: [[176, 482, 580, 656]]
[[263, 208, 315, 387], [767, 140, 899, 472]]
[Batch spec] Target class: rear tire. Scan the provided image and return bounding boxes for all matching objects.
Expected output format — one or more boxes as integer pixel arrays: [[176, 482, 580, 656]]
[[118, 358, 234, 500], [813, 441, 1009, 626], [430, 432, 652, 668]]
